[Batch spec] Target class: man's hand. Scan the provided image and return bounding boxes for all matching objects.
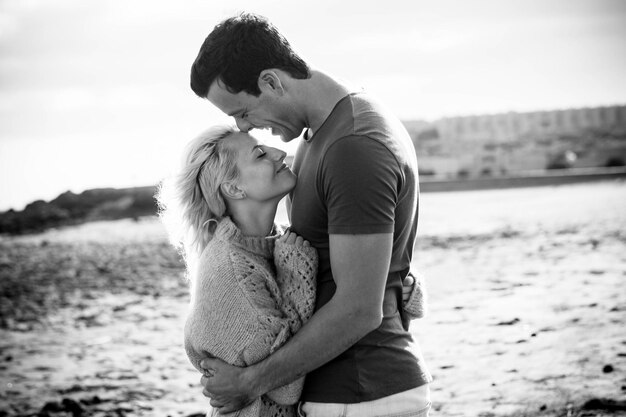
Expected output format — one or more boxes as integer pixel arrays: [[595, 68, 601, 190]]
[[402, 274, 415, 304], [199, 357, 258, 413]]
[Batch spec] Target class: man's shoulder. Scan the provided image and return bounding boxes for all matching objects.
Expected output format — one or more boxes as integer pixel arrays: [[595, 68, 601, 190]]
[[350, 93, 416, 168], [305, 91, 416, 169]]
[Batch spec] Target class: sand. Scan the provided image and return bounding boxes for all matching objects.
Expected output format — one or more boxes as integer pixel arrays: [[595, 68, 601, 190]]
[[1, 180, 625, 417]]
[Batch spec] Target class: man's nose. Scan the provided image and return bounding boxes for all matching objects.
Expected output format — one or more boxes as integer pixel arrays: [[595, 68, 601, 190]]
[[235, 118, 252, 133]]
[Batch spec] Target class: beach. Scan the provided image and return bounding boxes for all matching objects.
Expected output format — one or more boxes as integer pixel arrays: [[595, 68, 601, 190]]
[[1, 180, 625, 416]]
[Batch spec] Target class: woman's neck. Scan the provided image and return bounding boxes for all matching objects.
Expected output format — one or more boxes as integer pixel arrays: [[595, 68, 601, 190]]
[[228, 201, 279, 237]]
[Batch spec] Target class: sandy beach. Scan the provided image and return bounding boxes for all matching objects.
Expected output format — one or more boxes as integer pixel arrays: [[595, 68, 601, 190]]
[[1, 180, 625, 417]]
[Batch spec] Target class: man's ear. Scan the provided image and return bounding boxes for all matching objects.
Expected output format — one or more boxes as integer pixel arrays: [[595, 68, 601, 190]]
[[258, 70, 284, 95], [220, 181, 245, 199]]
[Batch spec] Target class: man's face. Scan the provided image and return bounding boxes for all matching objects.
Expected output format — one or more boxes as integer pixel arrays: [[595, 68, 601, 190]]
[[206, 79, 303, 142]]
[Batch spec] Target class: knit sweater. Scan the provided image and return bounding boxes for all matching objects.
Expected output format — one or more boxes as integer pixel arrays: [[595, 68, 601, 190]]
[[184, 217, 318, 417], [403, 271, 428, 321]]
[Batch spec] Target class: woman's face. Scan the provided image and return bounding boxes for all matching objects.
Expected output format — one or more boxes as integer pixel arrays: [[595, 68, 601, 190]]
[[226, 132, 296, 203]]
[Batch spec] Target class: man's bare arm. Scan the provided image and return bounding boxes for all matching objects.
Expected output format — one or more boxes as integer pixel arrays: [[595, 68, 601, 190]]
[[200, 233, 393, 412]]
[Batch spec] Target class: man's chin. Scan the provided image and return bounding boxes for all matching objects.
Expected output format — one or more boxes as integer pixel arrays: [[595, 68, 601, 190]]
[[273, 129, 291, 142], [278, 129, 304, 143]]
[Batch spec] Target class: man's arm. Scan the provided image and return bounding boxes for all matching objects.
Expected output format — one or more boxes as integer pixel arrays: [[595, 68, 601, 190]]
[[200, 233, 393, 413]]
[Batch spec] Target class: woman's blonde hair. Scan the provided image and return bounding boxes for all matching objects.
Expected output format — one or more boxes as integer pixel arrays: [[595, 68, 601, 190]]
[[156, 125, 239, 272]]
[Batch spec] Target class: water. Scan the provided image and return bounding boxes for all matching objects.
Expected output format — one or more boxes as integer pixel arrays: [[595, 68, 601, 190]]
[[10, 180, 624, 246], [275, 179, 626, 238], [418, 179, 626, 237]]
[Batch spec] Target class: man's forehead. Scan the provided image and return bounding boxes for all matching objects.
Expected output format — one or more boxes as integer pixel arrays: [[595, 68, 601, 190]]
[[206, 79, 250, 114], [207, 79, 234, 101]]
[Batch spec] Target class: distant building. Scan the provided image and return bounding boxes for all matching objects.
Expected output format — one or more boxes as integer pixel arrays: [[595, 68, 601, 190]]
[[405, 105, 626, 178]]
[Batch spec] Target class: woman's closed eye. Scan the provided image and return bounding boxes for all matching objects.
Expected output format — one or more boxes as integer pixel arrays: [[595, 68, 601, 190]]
[[255, 147, 266, 158]]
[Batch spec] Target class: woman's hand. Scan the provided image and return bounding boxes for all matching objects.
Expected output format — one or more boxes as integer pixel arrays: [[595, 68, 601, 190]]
[[402, 274, 415, 304], [278, 230, 311, 249]]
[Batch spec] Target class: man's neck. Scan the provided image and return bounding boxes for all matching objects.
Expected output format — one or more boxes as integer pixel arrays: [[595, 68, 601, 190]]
[[295, 70, 354, 136]]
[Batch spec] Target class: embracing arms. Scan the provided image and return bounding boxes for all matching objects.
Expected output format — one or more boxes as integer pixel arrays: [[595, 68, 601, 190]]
[[200, 232, 393, 412]]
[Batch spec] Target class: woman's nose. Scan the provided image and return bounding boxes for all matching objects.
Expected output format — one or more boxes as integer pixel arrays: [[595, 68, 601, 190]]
[[268, 147, 286, 161]]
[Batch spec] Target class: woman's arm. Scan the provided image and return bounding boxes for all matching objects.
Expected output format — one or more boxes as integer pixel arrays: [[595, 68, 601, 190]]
[[273, 230, 318, 330], [228, 245, 316, 406], [200, 233, 393, 413], [258, 230, 317, 404], [188, 253, 305, 406]]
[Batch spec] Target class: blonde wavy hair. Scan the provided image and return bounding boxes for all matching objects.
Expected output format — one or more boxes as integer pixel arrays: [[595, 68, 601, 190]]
[[156, 125, 239, 273]]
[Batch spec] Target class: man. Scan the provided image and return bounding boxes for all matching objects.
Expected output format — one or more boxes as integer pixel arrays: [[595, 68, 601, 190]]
[[190, 13, 432, 416]]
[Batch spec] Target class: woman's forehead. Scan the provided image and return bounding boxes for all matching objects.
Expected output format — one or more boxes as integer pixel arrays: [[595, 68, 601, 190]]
[[227, 131, 263, 151]]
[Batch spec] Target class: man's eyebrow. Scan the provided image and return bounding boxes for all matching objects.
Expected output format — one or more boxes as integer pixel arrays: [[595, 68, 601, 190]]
[[251, 144, 263, 154], [227, 109, 243, 117]]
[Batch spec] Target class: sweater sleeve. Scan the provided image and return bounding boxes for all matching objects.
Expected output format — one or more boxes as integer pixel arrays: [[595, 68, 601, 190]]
[[402, 271, 428, 321], [273, 239, 318, 332], [186, 241, 317, 407], [259, 240, 317, 405], [184, 251, 262, 373], [231, 247, 314, 406]]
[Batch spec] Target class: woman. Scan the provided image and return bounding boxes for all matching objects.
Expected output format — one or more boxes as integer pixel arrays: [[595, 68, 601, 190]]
[[157, 125, 317, 417]]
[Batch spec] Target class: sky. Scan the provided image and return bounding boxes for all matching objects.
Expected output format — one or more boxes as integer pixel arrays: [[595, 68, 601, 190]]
[[0, 0, 625, 211]]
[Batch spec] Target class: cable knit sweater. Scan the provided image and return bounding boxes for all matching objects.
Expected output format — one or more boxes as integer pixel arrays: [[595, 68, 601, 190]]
[[184, 217, 318, 417]]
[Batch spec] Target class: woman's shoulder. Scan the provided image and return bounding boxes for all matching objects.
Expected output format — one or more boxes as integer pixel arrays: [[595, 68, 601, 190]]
[[197, 234, 267, 285], [193, 236, 236, 292]]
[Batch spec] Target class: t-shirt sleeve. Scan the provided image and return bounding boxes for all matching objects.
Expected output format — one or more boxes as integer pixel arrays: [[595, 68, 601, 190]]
[[320, 135, 401, 235]]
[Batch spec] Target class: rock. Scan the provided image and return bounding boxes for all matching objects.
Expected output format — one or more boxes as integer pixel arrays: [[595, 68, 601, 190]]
[[61, 398, 84, 416], [495, 318, 520, 326], [582, 398, 626, 411], [602, 364, 614, 373], [79, 395, 103, 405], [41, 401, 63, 412], [57, 384, 85, 395]]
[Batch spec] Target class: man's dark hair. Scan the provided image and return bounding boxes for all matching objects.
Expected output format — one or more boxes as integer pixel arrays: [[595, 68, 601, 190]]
[[190, 13, 311, 98]]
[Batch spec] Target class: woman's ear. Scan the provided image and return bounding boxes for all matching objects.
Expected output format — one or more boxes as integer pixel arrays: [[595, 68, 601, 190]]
[[258, 70, 284, 96], [220, 181, 246, 200]]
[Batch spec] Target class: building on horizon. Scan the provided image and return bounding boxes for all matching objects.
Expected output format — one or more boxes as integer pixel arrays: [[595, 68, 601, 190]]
[[405, 105, 626, 178]]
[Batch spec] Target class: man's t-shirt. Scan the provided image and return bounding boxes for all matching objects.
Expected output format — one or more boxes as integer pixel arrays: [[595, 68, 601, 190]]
[[289, 92, 432, 403]]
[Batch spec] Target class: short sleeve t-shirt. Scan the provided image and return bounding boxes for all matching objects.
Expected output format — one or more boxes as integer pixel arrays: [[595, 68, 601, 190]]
[[290, 92, 432, 403]]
